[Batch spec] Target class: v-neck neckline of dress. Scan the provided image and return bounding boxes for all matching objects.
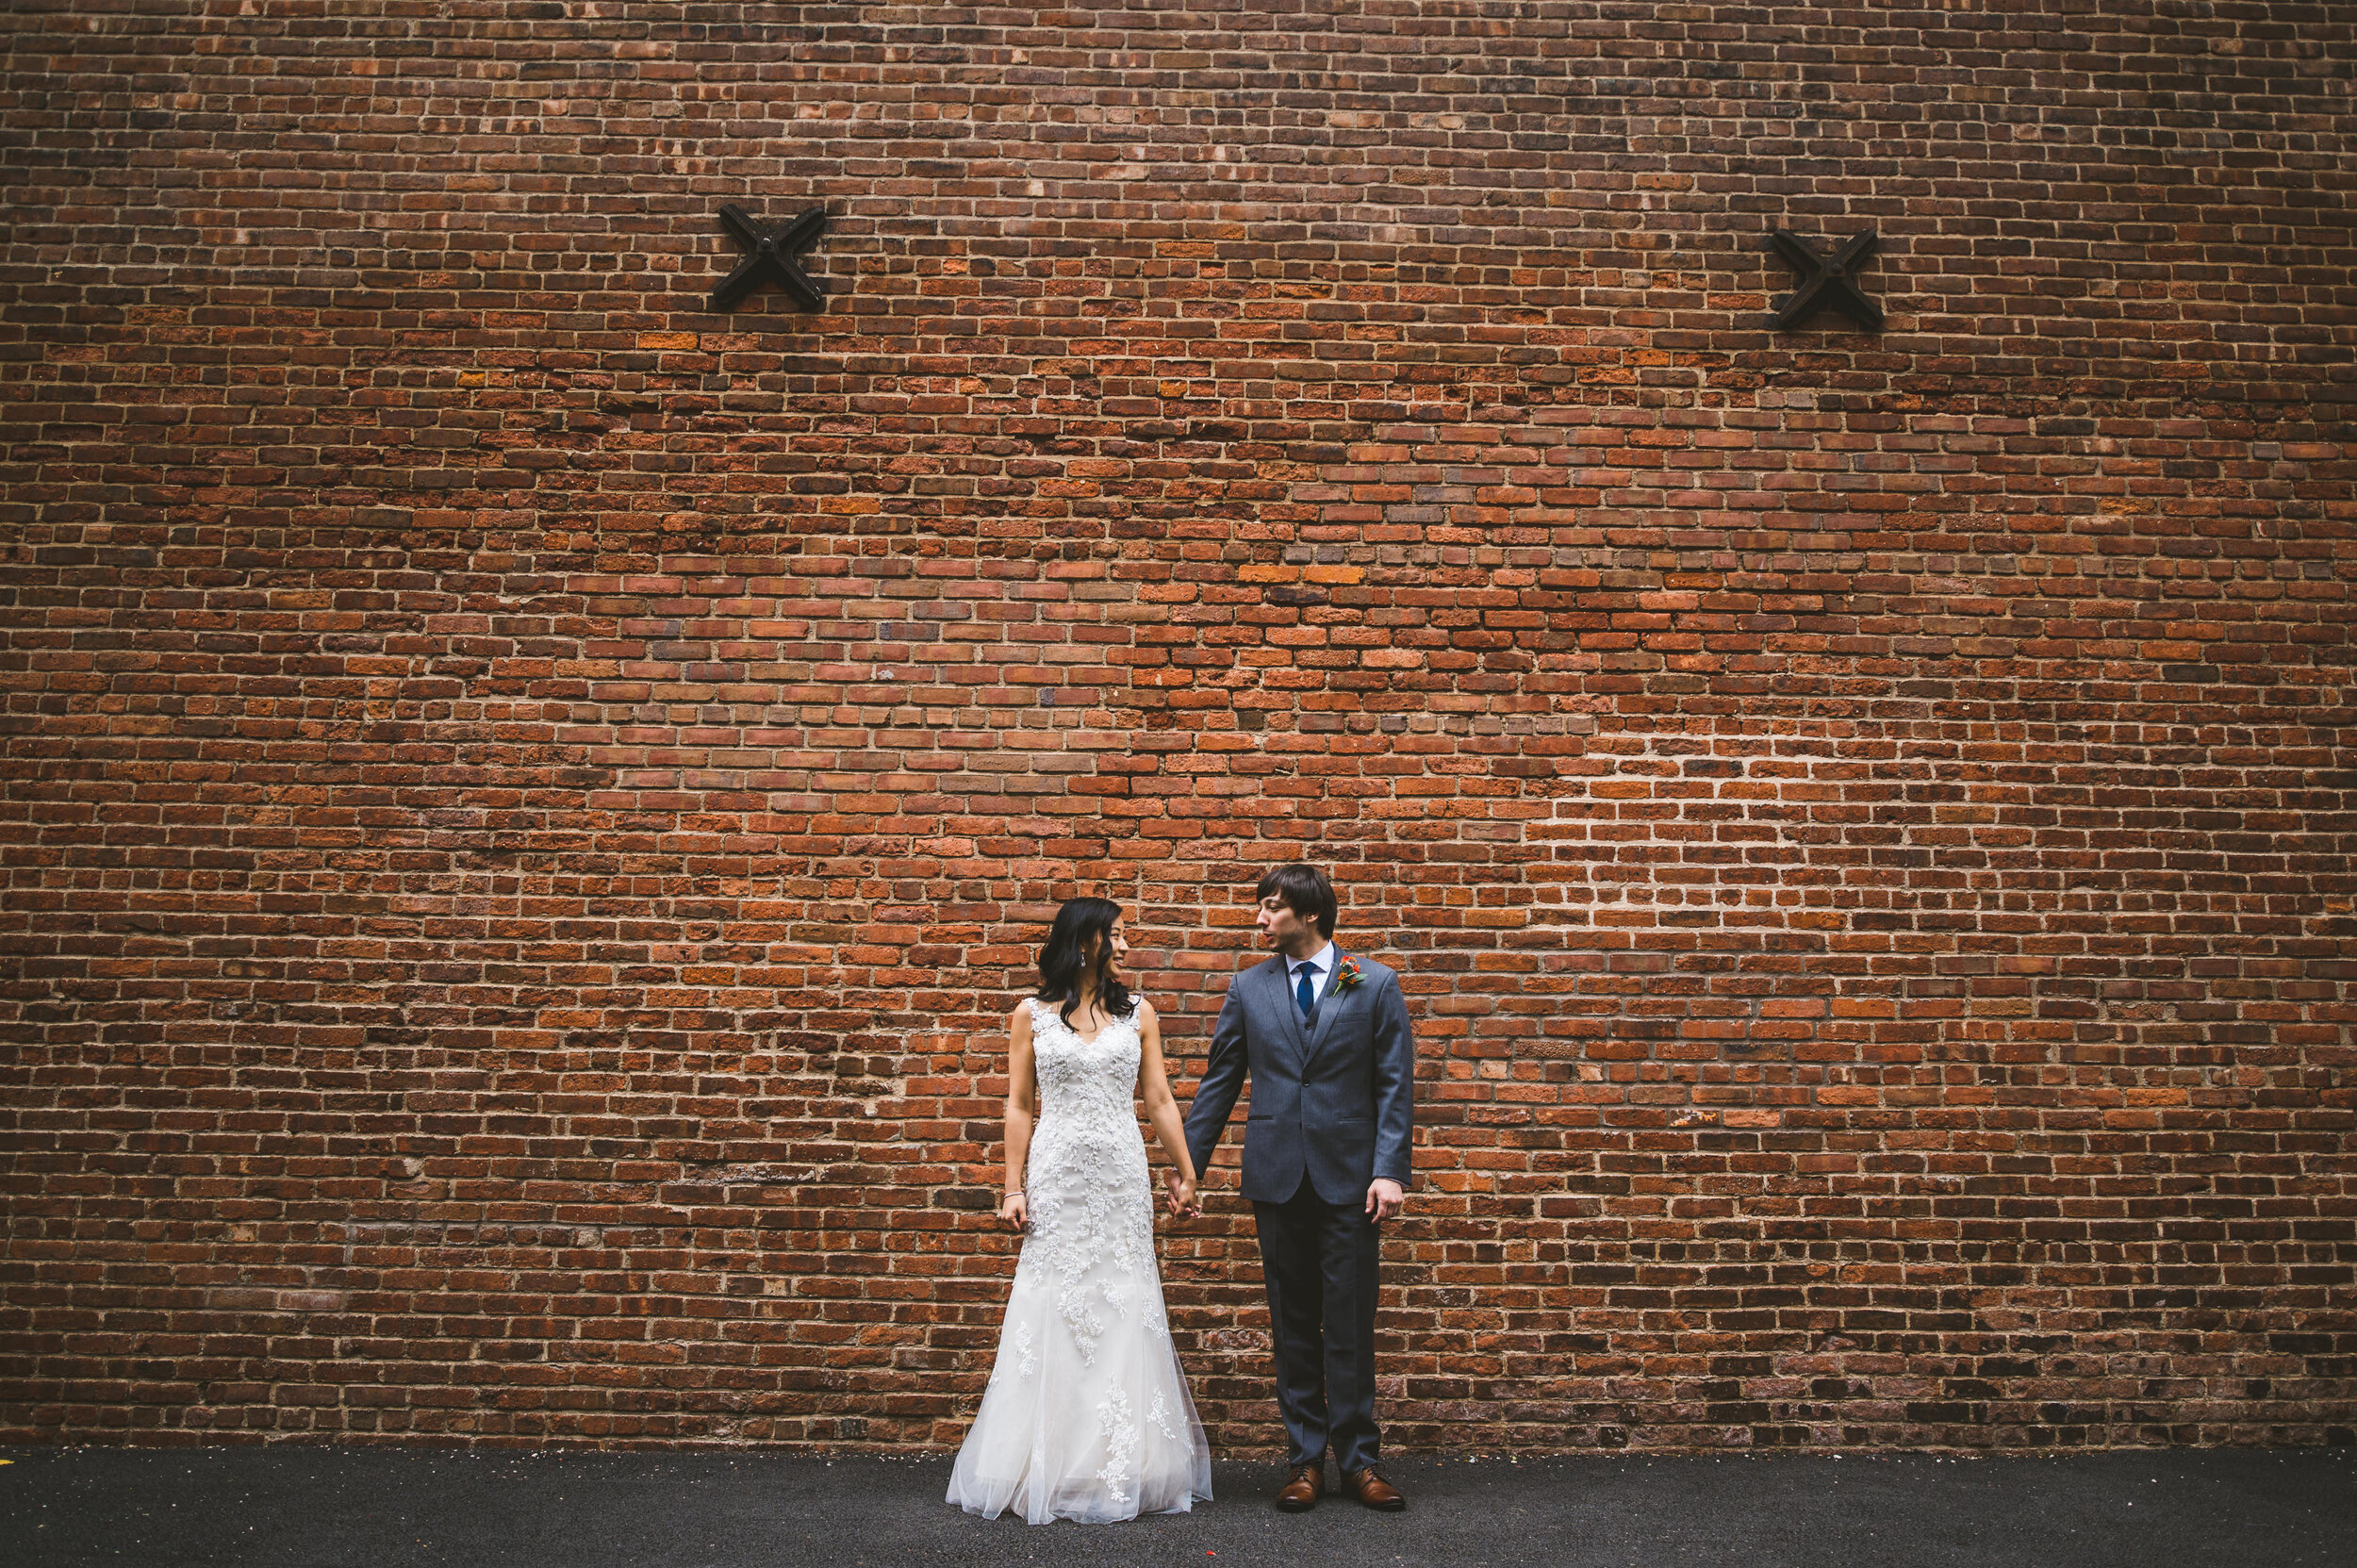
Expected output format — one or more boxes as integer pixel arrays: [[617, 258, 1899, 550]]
[[1040, 999, 1118, 1048]]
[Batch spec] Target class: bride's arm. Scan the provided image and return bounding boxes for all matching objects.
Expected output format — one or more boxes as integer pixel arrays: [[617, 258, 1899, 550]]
[[1001, 1003, 1038, 1230], [1134, 1002, 1199, 1215]]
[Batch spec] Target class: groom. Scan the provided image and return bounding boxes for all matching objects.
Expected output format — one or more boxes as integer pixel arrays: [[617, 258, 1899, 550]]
[[1174, 864, 1415, 1512]]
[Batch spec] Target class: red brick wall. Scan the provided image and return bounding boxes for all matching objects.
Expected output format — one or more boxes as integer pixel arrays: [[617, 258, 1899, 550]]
[[3, 2, 2353, 1450]]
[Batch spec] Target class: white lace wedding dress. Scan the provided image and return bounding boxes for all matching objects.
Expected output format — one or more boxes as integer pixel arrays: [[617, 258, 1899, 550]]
[[947, 998, 1213, 1524]]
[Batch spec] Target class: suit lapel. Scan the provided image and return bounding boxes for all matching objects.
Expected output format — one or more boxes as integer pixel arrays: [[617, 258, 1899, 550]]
[[1302, 947, 1348, 1067], [1267, 955, 1310, 1061]]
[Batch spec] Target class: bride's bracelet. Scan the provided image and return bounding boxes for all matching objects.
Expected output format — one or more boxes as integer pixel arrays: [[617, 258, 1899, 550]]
[[1002, 1190, 1024, 1201]]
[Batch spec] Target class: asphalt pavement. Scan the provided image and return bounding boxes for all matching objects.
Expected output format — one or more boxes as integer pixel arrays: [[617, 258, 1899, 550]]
[[2, 1444, 2351, 1568]]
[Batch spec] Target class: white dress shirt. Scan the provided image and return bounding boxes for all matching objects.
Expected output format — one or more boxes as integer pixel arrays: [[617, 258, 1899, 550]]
[[1288, 945, 1335, 1010]]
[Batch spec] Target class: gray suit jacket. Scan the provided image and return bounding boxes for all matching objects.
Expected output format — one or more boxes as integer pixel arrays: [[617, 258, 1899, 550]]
[[1182, 949, 1415, 1206]]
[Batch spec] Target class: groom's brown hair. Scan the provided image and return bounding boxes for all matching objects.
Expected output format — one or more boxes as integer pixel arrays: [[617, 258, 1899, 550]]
[[1255, 863, 1336, 938]]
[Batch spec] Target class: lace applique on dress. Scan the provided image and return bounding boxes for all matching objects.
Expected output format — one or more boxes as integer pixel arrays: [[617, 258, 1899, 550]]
[[1015, 1322, 1037, 1379], [1095, 1392, 1139, 1510], [1012, 1000, 1160, 1368], [989, 1321, 1036, 1386]]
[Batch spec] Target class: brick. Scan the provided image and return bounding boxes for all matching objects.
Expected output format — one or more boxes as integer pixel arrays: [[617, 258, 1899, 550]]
[[0, 0, 2353, 1460]]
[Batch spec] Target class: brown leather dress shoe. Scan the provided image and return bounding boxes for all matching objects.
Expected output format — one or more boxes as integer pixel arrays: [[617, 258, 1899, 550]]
[[1345, 1466, 1406, 1511], [1276, 1461, 1322, 1511]]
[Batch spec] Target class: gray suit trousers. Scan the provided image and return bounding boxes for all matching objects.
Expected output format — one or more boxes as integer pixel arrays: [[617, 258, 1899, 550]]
[[1255, 1175, 1382, 1473]]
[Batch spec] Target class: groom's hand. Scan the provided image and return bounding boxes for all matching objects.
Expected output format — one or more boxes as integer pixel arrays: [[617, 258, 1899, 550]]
[[1163, 1169, 1200, 1218], [1365, 1178, 1404, 1223]]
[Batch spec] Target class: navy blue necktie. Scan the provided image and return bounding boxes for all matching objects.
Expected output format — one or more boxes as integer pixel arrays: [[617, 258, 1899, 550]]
[[1295, 963, 1316, 1018]]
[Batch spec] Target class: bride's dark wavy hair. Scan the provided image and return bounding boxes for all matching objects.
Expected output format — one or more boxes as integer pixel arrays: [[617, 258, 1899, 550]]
[[1033, 897, 1136, 1025]]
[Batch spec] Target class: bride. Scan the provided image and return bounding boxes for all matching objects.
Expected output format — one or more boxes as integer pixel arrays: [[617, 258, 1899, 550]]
[[947, 897, 1214, 1524]]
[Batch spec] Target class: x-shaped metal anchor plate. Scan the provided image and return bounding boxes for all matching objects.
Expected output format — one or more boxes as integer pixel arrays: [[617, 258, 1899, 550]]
[[708, 204, 829, 313], [1765, 228, 1883, 333]]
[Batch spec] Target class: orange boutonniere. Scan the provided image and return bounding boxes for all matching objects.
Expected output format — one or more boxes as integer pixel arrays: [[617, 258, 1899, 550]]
[[1335, 956, 1365, 990]]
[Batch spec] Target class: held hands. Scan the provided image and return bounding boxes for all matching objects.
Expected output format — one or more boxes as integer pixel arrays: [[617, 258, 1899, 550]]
[[999, 1191, 1029, 1232], [1365, 1177, 1405, 1223], [1162, 1168, 1200, 1219]]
